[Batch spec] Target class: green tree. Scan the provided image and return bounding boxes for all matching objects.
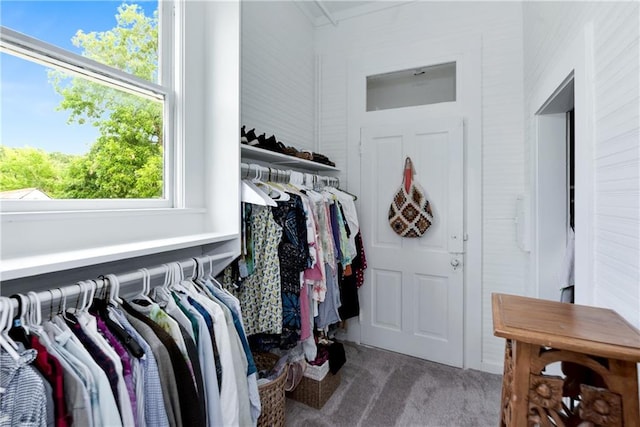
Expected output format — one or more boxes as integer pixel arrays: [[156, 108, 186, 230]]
[[49, 3, 163, 199], [0, 146, 75, 198]]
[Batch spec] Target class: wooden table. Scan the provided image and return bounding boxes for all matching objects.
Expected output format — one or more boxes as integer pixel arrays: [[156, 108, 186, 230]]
[[492, 293, 640, 426]]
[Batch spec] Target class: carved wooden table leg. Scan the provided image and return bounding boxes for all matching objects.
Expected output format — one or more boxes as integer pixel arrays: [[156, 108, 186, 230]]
[[608, 359, 640, 426], [499, 340, 514, 427], [511, 341, 533, 427]]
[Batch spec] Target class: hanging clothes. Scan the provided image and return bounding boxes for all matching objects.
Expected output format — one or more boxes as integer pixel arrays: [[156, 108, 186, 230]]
[[224, 206, 283, 336], [223, 172, 367, 359], [0, 347, 48, 427]]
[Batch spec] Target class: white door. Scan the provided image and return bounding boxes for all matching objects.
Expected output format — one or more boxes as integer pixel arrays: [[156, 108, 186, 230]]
[[359, 118, 464, 367]]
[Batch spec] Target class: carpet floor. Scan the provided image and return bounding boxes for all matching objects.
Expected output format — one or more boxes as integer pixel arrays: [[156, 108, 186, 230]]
[[284, 342, 502, 427]]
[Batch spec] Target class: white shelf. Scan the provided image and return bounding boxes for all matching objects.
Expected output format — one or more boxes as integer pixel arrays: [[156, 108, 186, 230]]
[[1, 232, 238, 281], [241, 145, 339, 172]]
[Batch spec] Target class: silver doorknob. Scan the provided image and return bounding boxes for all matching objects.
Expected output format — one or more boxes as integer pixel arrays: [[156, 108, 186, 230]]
[[451, 258, 461, 268]]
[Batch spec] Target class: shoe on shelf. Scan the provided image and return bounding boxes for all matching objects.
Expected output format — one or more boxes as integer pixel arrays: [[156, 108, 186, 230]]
[[312, 152, 336, 167], [256, 133, 267, 148], [245, 128, 258, 146], [295, 151, 313, 161], [264, 135, 278, 150], [283, 145, 298, 156], [258, 134, 286, 153]]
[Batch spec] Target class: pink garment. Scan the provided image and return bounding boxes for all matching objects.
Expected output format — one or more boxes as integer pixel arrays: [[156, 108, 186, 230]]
[[304, 244, 323, 282], [303, 196, 328, 302], [299, 283, 311, 341]]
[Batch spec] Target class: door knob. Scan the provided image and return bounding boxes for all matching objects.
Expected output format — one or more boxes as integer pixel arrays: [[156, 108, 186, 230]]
[[451, 258, 461, 269]]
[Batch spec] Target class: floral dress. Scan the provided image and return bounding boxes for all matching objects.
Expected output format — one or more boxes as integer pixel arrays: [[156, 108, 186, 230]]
[[224, 206, 283, 335]]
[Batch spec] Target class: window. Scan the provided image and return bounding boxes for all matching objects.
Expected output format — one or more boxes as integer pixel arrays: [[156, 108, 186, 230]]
[[0, 1, 241, 281], [366, 62, 456, 111], [0, 1, 172, 205]]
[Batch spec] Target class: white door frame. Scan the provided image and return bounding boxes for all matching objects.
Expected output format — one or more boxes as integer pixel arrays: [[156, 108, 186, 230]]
[[346, 34, 483, 370], [529, 23, 595, 306]]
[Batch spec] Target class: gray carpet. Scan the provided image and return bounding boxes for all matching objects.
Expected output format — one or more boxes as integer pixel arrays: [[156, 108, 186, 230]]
[[284, 342, 502, 427]]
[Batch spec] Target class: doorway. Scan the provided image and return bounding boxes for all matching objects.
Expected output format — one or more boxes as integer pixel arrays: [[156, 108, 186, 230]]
[[535, 76, 575, 301]]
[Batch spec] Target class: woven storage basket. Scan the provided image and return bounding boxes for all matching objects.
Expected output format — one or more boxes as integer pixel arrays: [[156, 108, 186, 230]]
[[255, 352, 288, 427], [286, 371, 341, 409]]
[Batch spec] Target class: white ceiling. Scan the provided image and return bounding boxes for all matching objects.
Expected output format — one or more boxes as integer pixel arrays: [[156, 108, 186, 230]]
[[296, 1, 410, 26]]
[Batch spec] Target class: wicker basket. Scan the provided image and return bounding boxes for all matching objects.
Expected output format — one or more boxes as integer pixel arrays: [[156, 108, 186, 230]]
[[286, 371, 341, 409], [255, 352, 288, 427]]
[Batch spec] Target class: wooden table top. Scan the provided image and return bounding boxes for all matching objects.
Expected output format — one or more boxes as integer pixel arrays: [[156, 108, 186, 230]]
[[492, 293, 640, 362]]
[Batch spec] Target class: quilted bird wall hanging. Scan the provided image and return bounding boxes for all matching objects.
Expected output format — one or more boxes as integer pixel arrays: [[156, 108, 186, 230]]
[[388, 157, 434, 237]]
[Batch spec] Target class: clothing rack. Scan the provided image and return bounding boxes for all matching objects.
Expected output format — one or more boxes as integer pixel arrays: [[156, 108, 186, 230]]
[[2, 251, 235, 316], [241, 162, 339, 188]]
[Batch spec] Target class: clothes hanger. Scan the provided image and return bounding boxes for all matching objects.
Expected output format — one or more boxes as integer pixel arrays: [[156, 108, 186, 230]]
[[132, 268, 155, 305], [242, 165, 277, 206], [245, 164, 277, 205], [253, 167, 287, 201], [80, 280, 97, 316], [27, 292, 43, 331], [264, 168, 291, 201], [174, 262, 199, 294], [0, 297, 21, 360], [26, 290, 56, 348], [8, 293, 30, 347], [106, 274, 123, 306], [101, 274, 145, 358], [60, 285, 77, 324], [287, 170, 308, 192], [72, 281, 95, 327], [25, 291, 49, 344], [186, 260, 207, 293]]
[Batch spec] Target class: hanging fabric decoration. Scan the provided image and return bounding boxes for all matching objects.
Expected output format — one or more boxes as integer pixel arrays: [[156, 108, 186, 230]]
[[388, 157, 434, 237]]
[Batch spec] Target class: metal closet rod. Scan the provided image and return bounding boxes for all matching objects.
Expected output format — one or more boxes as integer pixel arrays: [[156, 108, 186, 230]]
[[3, 251, 235, 312], [240, 162, 339, 187]]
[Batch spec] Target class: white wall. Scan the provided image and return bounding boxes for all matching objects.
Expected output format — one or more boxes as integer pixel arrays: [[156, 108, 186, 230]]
[[523, 2, 640, 328], [241, 1, 316, 151], [240, 0, 640, 371], [315, 1, 527, 370]]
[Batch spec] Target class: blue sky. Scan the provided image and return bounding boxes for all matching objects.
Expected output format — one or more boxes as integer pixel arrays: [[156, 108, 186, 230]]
[[1, 1, 157, 155]]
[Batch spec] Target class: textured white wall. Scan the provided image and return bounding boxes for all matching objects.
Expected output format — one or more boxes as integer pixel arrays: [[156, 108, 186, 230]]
[[240, 0, 639, 371], [314, 1, 527, 370], [523, 2, 640, 328], [241, 1, 316, 152]]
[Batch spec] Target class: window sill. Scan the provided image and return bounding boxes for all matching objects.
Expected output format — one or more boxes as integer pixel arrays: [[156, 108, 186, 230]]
[[1, 207, 206, 223], [0, 232, 238, 281]]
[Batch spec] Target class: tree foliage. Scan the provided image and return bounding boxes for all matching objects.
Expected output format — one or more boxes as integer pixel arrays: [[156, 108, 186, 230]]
[[0, 3, 163, 199], [51, 3, 163, 199], [0, 146, 76, 198]]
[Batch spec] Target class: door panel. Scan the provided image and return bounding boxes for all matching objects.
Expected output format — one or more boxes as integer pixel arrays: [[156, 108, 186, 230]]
[[371, 269, 403, 331], [415, 274, 449, 340], [360, 118, 464, 367]]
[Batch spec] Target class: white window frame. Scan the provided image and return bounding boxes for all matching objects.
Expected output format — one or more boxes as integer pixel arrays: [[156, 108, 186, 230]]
[[0, 1, 243, 282], [0, 0, 176, 211]]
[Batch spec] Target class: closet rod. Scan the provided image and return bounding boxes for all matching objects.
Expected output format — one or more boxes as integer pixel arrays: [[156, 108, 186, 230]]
[[4, 251, 235, 312], [241, 162, 339, 187]]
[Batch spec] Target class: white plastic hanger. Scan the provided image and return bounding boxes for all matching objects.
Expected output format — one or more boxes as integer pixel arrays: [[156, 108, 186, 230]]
[[59, 286, 76, 324], [287, 170, 307, 192], [27, 291, 44, 332], [74, 281, 98, 330], [242, 164, 277, 206], [14, 293, 30, 336], [0, 297, 20, 360], [262, 168, 291, 201], [253, 166, 287, 202], [106, 274, 123, 306], [134, 268, 155, 304]]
